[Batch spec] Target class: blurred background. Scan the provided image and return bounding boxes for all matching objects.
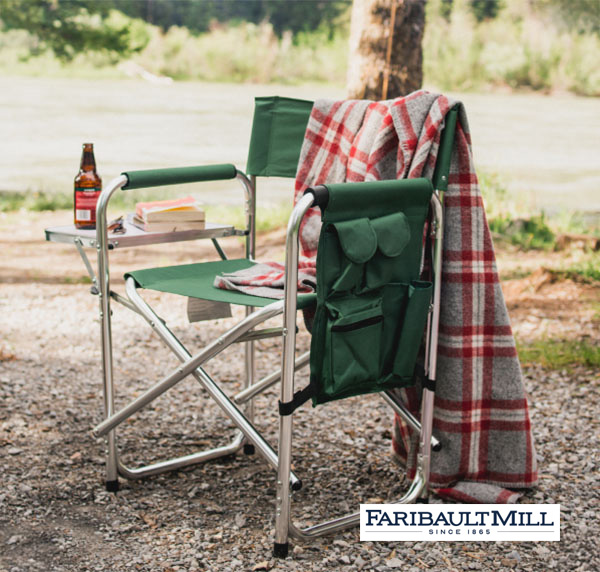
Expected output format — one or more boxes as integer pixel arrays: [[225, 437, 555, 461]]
[[0, 0, 599, 238]]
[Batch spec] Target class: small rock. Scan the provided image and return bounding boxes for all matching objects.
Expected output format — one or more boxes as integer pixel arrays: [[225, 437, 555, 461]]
[[7, 448, 22, 455], [386, 557, 403, 568], [535, 546, 551, 557], [506, 550, 521, 562], [234, 513, 246, 528]]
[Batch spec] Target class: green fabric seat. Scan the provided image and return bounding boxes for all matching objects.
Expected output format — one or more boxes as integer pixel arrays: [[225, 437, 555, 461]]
[[126, 258, 316, 310]]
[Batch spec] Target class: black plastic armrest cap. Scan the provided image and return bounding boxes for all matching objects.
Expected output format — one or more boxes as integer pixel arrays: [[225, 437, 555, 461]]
[[303, 185, 329, 209]]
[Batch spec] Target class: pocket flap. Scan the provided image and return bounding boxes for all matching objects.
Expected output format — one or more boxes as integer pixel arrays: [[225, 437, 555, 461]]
[[331, 218, 377, 264], [371, 212, 411, 257]]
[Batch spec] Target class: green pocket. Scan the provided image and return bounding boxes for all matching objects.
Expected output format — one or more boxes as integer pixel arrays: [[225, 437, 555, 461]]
[[324, 295, 383, 398], [392, 281, 432, 379], [327, 218, 377, 293], [365, 212, 411, 290], [380, 282, 410, 374]]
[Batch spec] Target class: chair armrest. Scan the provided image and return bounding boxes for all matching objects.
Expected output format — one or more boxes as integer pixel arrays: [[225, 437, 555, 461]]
[[121, 164, 238, 190]]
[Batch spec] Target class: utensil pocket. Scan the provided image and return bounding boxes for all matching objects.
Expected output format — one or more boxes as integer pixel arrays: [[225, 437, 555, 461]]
[[391, 281, 432, 379]]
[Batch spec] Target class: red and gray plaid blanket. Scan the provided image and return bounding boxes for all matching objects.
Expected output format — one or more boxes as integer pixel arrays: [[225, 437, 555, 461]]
[[218, 91, 538, 502]]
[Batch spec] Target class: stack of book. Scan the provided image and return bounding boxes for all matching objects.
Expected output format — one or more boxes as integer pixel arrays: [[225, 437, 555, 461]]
[[132, 196, 205, 232]]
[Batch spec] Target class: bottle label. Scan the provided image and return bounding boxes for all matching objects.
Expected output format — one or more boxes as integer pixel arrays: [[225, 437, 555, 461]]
[[75, 187, 101, 209]]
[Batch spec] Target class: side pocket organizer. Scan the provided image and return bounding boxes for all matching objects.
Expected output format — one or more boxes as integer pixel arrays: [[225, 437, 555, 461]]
[[392, 280, 432, 380], [323, 294, 383, 399]]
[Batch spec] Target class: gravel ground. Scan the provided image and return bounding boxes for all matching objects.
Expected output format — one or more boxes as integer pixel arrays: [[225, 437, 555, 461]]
[[1, 215, 599, 571]]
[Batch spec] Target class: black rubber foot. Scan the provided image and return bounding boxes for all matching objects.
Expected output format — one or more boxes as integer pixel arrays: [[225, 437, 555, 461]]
[[291, 479, 303, 492], [105, 480, 119, 493], [273, 542, 289, 558], [416, 497, 429, 504], [243, 443, 255, 455], [433, 442, 443, 452]]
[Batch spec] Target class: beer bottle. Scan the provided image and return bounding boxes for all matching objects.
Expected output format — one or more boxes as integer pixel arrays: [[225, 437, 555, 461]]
[[74, 143, 102, 229]]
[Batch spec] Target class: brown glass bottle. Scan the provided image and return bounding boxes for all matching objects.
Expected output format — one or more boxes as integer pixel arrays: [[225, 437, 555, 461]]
[[74, 143, 102, 229]]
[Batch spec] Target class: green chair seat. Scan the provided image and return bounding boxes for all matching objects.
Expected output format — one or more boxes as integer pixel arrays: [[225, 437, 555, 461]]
[[126, 258, 316, 309]]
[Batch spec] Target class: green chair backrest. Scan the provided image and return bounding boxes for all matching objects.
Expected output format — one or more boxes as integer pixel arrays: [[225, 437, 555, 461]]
[[246, 95, 458, 189], [246, 96, 314, 178], [245, 96, 458, 407]]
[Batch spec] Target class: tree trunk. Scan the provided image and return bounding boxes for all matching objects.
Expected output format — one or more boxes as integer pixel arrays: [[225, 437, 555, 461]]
[[347, 0, 426, 100]]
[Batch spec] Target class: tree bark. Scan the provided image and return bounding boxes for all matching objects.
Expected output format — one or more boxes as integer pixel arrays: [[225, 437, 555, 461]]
[[347, 0, 426, 100]]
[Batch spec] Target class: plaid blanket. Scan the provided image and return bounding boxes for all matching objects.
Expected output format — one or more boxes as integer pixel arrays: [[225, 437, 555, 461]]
[[218, 91, 538, 502], [214, 261, 316, 299]]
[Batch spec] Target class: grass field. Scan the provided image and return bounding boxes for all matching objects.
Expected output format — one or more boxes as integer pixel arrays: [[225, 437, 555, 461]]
[[0, 76, 599, 215]]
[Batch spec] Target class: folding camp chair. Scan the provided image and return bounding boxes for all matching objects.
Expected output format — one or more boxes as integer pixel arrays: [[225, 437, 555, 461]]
[[91, 96, 457, 555]]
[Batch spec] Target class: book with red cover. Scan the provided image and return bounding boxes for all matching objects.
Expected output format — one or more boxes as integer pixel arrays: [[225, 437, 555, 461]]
[[135, 196, 205, 223]]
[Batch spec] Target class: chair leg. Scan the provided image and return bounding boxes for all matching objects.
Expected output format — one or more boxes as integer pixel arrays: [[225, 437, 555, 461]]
[[416, 387, 436, 500], [105, 431, 119, 492], [273, 196, 314, 556], [274, 412, 293, 557], [244, 306, 256, 455], [273, 305, 296, 556], [98, 270, 119, 492]]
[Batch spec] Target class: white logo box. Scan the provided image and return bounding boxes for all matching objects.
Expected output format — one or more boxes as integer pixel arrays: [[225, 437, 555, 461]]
[[360, 504, 560, 542]]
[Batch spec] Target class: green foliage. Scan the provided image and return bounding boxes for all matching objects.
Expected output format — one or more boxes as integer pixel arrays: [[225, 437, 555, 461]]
[[0, 190, 71, 212], [133, 20, 348, 84], [424, 0, 600, 95], [440, 0, 454, 21], [488, 214, 556, 250], [478, 169, 600, 252], [558, 254, 600, 283], [0, 0, 143, 60], [469, 0, 502, 22], [517, 338, 600, 369], [1, 0, 599, 94], [112, 0, 351, 37], [537, 0, 600, 34]]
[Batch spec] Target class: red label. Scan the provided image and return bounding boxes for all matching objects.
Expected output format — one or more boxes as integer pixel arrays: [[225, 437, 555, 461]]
[[75, 188, 101, 209]]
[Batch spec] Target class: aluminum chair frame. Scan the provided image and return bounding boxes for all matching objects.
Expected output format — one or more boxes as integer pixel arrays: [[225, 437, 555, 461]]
[[92, 179, 443, 557], [92, 170, 436, 495], [89, 95, 450, 499], [93, 169, 268, 490], [272, 187, 444, 556]]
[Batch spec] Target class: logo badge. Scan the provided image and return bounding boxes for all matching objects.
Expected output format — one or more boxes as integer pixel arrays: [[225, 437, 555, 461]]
[[360, 504, 560, 541]]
